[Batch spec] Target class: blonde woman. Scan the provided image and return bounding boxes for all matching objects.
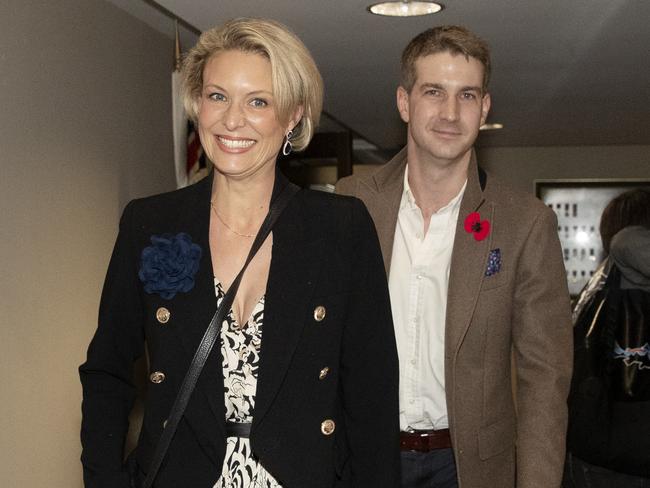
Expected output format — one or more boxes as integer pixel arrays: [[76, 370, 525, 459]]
[[79, 18, 399, 488]]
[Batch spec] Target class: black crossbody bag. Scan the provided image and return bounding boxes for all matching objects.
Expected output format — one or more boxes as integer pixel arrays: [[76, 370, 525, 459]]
[[129, 182, 299, 488]]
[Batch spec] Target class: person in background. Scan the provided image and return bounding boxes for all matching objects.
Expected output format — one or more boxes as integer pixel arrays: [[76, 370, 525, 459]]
[[564, 188, 650, 488], [337, 25, 573, 488], [79, 17, 400, 488]]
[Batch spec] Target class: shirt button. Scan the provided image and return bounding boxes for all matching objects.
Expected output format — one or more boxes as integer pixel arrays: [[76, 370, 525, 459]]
[[319, 367, 330, 380], [149, 371, 165, 384], [410, 359, 416, 365]]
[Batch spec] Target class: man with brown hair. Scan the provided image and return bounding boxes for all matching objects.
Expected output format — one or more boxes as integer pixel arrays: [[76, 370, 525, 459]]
[[337, 25, 572, 488]]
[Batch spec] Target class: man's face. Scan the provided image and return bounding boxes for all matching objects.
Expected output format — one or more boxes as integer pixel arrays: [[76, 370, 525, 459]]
[[397, 51, 490, 168]]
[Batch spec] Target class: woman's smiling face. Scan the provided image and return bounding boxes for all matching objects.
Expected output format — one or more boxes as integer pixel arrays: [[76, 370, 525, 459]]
[[197, 50, 296, 180]]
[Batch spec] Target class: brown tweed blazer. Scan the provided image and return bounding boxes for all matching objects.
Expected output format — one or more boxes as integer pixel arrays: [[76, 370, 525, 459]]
[[337, 148, 573, 488]]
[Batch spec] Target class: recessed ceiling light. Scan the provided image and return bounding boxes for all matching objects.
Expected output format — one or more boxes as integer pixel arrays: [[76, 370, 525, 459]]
[[368, 1, 444, 17], [479, 123, 503, 131]]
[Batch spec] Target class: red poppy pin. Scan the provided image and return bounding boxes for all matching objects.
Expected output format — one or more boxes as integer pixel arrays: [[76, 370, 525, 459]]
[[464, 212, 490, 241]]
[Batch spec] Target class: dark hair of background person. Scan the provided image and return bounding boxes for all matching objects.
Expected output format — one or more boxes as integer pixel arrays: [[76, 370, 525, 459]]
[[400, 25, 491, 93], [599, 188, 650, 254]]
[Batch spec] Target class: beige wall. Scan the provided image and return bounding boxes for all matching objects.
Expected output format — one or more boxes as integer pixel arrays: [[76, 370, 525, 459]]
[[0, 0, 175, 486], [477, 145, 650, 193]]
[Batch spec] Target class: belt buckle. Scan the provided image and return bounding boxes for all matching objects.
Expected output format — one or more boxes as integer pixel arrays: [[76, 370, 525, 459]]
[[410, 428, 436, 437]]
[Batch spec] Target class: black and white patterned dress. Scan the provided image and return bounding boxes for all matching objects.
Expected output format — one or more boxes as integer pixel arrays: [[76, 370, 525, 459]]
[[213, 278, 282, 488]]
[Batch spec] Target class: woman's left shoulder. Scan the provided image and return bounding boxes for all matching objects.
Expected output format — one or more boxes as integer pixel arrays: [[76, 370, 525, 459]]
[[292, 191, 378, 259], [298, 188, 366, 216]]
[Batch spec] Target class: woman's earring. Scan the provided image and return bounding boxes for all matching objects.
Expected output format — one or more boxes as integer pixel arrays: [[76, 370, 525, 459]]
[[282, 130, 293, 156]]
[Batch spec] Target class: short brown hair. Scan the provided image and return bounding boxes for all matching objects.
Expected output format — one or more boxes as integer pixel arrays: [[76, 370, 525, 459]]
[[400, 25, 491, 93], [181, 18, 323, 151], [599, 188, 650, 254]]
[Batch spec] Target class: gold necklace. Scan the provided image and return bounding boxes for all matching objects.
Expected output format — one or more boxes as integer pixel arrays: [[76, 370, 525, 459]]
[[210, 202, 255, 238]]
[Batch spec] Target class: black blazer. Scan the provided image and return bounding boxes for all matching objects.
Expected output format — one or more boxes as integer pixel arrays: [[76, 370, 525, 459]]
[[79, 172, 400, 488]]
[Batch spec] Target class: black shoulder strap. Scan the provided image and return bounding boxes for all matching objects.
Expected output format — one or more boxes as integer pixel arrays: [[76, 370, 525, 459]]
[[142, 182, 300, 488]]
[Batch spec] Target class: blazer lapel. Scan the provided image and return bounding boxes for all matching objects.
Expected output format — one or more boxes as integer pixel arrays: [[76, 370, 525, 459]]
[[174, 172, 218, 358], [166, 172, 225, 448], [253, 192, 325, 429], [446, 152, 493, 357]]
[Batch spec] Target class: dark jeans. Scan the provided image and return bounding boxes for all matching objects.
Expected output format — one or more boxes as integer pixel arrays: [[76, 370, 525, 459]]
[[563, 452, 650, 488], [401, 448, 458, 488]]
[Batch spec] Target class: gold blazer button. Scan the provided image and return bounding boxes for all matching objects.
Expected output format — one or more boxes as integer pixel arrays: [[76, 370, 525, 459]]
[[319, 367, 330, 380], [313, 305, 326, 322], [156, 307, 171, 324], [149, 371, 166, 384], [321, 419, 335, 435]]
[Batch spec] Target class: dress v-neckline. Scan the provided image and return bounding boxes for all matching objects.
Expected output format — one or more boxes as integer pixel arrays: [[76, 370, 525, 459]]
[[213, 277, 265, 329]]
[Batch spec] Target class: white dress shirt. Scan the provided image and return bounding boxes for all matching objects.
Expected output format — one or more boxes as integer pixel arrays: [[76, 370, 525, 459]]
[[389, 166, 466, 431]]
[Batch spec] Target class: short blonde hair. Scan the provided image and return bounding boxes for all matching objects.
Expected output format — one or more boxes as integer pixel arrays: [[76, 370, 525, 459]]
[[181, 17, 323, 151]]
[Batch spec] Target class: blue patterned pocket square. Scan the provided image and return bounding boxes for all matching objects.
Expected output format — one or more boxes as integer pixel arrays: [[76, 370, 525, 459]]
[[485, 248, 501, 277]]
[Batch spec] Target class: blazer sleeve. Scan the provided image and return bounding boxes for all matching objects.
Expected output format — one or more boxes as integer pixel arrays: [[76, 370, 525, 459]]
[[339, 198, 401, 486], [79, 201, 145, 488], [511, 207, 573, 488]]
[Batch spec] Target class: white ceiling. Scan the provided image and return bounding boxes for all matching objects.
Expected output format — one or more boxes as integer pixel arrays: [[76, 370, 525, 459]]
[[108, 0, 650, 150]]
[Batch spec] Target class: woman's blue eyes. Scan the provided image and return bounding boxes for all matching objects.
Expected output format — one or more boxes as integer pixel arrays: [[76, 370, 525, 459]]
[[207, 93, 268, 107], [251, 98, 268, 108]]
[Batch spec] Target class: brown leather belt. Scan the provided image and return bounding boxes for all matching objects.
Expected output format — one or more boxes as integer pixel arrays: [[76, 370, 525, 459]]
[[400, 429, 452, 452]]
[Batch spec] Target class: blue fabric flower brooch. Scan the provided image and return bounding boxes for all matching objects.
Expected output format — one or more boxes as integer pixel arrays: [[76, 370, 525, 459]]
[[139, 233, 202, 299]]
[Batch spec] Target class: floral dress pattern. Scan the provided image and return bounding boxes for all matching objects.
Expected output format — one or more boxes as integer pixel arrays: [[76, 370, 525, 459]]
[[213, 278, 282, 488]]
